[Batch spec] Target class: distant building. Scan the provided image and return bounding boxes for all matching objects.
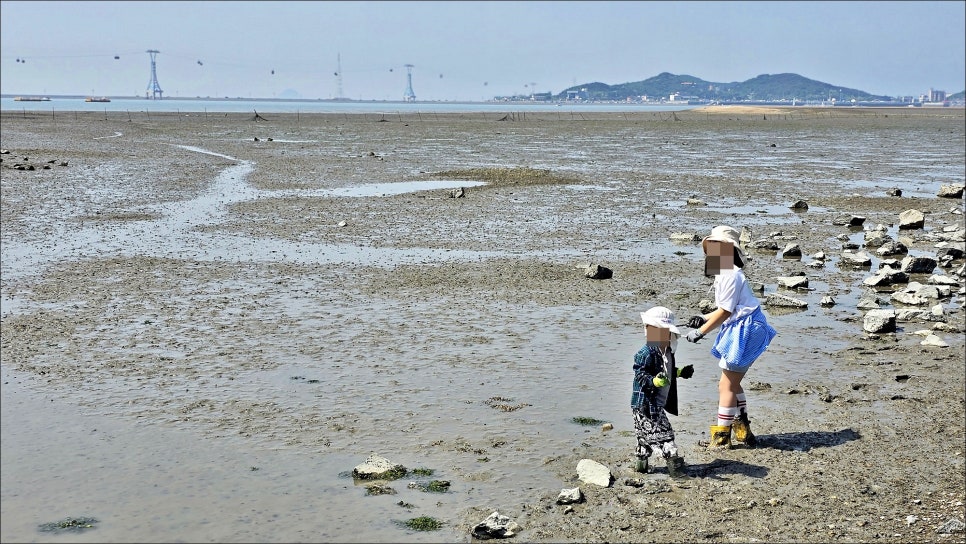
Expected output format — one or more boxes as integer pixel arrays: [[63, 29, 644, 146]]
[[929, 88, 947, 102]]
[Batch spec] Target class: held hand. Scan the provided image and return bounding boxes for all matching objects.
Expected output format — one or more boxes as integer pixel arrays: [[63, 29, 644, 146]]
[[685, 329, 705, 343], [652, 372, 669, 388], [686, 315, 707, 329], [677, 364, 694, 379]]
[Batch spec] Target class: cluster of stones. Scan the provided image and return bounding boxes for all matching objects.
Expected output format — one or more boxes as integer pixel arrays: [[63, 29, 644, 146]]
[[673, 187, 965, 348], [0, 149, 69, 170]]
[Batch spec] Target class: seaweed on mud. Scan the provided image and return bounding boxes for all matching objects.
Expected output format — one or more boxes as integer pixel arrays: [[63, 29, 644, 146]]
[[484, 396, 530, 412], [432, 166, 580, 187], [365, 484, 397, 496], [408, 479, 451, 493], [38, 517, 98, 533], [402, 516, 444, 531], [572, 416, 605, 426]]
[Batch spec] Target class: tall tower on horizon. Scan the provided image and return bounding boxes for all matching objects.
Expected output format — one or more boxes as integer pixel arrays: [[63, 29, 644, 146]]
[[146, 49, 163, 100], [403, 64, 415, 102], [335, 53, 344, 99]]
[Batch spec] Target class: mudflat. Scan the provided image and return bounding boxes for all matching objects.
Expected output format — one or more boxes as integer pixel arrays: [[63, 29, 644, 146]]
[[1, 106, 964, 543]]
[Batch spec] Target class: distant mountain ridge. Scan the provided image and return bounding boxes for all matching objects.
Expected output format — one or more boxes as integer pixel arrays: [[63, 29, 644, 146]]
[[558, 72, 898, 102]]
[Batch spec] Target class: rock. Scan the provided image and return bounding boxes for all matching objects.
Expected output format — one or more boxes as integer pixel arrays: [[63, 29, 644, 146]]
[[937, 184, 965, 198], [832, 214, 866, 226], [840, 250, 873, 267], [686, 198, 706, 206], [777, 276, 809, 289], [669, 232, 700, 242], [471, 511, 521, 540], [584, 264, 613, 280], [556, 487, 583, 505], [886, 187, 902, 196], [820, 296, 836, 307], [876, 241, 908, 256], [937, 246, 965, 260], [920, 334, 949, 347], [764, 293, 807, 308], [880, 258, 903, 270], [863, 309, 897, 333], [748, 239, 780, 250], [789, 200, 809, 210], [856, 294, 882, 309], [450, 187, 466, 198], [863, 269, 909, 287], [351, 454, 406, 480], [601, 422, 613, 431], [740, 227, 752, 246], [937, 518, 966, 534], [895, 309, 946, 323], [812, 251, 827, 261], [928, 274, 961, 286], [864, 229, 893, 247], [891, 291, 928, 306], [898, 209, 925, 229], [900, 256, 938, 274], [779, 243, 802, 258], [576, 458, 612, 487]]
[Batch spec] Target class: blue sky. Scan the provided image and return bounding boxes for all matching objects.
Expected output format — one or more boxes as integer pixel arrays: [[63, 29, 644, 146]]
[[1, 1, 963, 101]]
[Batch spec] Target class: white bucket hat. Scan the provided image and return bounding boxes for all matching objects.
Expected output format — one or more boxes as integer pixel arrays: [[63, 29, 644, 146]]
[[640, 306, 681, 335], [702, 225, 747, 262]]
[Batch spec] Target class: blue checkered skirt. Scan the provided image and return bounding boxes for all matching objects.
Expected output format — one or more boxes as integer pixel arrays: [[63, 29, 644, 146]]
[[710, 306, 777, 371]]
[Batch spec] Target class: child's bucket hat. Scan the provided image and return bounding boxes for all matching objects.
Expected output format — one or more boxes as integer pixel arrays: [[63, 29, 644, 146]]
[[702, 225, 747, 262], [640, 306, 681, 335]]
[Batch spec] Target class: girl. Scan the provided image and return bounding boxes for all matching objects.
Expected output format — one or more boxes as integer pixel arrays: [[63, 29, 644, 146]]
[[685, 225, 777, 449], [632, 306, 694, 477]]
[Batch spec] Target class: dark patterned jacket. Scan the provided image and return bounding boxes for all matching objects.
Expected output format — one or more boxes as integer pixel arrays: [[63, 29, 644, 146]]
[[631, 343, 678, 416]]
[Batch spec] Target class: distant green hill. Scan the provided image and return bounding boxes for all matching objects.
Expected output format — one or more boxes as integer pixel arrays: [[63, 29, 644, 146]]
[[558, 72, 897, 102]]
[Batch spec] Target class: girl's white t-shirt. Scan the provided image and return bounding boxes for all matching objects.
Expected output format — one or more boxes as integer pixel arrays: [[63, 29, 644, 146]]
[[714, 266, 759, 324]]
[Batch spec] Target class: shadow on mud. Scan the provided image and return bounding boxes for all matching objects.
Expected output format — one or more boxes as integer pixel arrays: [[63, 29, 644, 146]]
[[685, 458, 769, 479], [757, 428, 862, 451]]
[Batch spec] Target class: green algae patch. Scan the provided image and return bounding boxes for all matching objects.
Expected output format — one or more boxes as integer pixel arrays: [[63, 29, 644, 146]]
[[38, 517, 98, 533], [404, 516, 444, 531], [572, 416, 605, 426]]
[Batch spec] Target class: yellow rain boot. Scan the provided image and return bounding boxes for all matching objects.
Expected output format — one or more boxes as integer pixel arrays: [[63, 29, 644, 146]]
[[708, 425, 733, 450], [733, 413, 758, 447]]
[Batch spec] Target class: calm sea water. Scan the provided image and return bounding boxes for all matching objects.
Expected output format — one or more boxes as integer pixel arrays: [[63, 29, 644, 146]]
[[1, 96, 698, 114]]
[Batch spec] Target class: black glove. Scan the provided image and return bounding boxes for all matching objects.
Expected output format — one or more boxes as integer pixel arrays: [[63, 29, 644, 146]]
[[686, 315, 707, 329], [677, 364, 694, 379]]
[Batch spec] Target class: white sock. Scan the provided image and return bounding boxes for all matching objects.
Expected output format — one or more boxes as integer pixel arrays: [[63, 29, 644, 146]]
[[717, 406, 738, 427], [737, 393, 747, 416]]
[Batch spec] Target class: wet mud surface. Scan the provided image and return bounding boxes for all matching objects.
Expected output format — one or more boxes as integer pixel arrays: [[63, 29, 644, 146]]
[[1, 107, 964, 542]]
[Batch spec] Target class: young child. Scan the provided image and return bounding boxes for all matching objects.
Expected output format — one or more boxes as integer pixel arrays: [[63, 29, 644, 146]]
[[632, 306, 694, 478], [685, 225, 777, 449]]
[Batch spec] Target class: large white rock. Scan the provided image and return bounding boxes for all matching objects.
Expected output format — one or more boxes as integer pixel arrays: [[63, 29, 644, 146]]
[[863, 309, 896, 333], [576, 458, 612, 487]]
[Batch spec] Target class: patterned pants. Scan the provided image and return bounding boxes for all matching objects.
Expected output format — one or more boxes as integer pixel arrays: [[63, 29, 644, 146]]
[[633, 407, 678, 459]]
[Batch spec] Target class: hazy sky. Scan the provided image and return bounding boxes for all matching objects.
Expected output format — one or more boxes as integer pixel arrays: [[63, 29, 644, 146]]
[[1, 1, 963, 101]]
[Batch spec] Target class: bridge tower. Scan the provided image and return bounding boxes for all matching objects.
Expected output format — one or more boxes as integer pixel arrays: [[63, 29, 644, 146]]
[[146, 49, 163, 100], [403, 64, 416, 102]]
